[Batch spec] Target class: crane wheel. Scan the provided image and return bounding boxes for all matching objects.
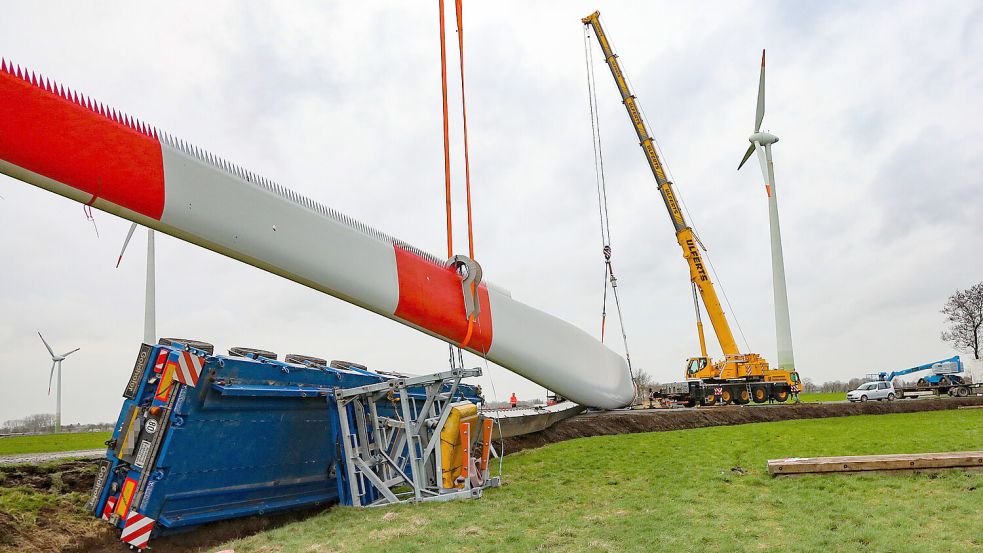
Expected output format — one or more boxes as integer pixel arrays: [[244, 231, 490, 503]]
[[720, 389, 733, 404], [772, 389, 789, 402], [702, 394, 717, 406], [734, 388, 750, 405], [751, 387, 768, 403]]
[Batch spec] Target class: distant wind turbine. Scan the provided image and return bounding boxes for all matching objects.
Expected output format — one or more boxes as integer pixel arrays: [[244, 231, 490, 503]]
[[116, 223, 156, 344], [38, 332, 79, 433], [737, 49, 795, 374]]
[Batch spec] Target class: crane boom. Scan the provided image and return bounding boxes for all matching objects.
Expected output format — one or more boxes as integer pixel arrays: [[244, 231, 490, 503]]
[[582, 11, 739, 356]]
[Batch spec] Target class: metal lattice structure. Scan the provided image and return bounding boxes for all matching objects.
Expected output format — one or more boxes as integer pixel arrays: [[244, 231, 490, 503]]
[[332, 367, 499, 507]]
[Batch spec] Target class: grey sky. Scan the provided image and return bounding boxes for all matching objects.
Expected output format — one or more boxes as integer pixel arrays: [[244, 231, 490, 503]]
[[1, 1, 981, 424]]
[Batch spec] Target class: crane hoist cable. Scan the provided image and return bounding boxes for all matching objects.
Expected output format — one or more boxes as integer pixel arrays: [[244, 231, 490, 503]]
[[583, 24, 634, 380]]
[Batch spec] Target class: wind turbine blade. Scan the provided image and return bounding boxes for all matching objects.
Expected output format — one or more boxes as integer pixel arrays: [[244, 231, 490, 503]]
[[738, 143, 755, 170], [38, 331, 55, 358], [755, 143, 771, 196], [61, 347, 80, 357], [755, 49, 766, 132], [116, 222, 138, 268], [48, 360, 56, 395]]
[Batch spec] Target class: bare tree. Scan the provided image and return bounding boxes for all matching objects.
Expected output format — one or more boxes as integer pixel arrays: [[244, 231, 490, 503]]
[[633, 370, 655, 395], [941, 282, 983, 360], [801, 377, 817, 393]]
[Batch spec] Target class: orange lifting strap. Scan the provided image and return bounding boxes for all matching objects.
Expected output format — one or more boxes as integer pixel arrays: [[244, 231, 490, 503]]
[[439, 0, 479, 348]]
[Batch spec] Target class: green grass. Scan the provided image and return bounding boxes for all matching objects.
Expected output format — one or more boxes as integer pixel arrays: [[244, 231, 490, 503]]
[[797, 391, 845, 403], [221, 410, 983, 553], [0, 432, 111, 455]]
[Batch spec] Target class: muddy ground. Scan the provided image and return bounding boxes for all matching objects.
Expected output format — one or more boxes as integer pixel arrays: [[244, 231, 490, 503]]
[[2, 396, 981, 552]]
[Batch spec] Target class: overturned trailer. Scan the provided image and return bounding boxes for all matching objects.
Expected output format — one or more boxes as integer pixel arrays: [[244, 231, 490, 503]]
[[87, 340, 497, 550]]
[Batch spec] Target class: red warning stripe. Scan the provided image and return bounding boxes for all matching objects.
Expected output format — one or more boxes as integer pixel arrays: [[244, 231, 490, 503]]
[[101, 495, 117, 521], [393, 246, 492, 353], [173, 350, 204, 387], [120, 510, 155, 549], [0, 60, 166, 219]]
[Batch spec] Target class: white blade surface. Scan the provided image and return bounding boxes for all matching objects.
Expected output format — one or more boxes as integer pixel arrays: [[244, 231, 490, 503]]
[[38, 331, 55, 358], [116, 222, 138, 268], [47, 360, 56, 395], [755, 49, 766, 132], [60, 348, 80, 357]]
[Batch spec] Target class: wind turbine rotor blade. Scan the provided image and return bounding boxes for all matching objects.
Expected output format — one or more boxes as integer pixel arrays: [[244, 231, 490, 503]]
[[755, 143, 771, 196], [755, 49, 766, 132], [738, 143, 756, 170], [116, 222, 138, 268], [48, 361, 56, 395], [38, 331, 55, 358], [61, 347, 80, 357]]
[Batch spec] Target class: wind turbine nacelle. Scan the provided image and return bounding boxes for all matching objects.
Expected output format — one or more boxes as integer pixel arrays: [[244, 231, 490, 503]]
[[749, 131, 778, 146]]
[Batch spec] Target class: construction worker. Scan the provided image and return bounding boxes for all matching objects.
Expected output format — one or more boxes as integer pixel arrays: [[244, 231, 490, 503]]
[[509, 392, 518, 409]]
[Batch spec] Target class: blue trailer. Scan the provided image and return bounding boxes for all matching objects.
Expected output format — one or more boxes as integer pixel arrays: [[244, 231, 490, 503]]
[[85, 340, 496, 550]]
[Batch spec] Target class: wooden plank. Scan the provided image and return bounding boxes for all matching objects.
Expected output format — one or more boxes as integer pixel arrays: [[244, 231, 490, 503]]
[[768, 451, 983, 476]]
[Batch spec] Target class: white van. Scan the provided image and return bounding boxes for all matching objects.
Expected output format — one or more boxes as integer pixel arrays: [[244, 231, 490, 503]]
[[847, 381, 896, 402]]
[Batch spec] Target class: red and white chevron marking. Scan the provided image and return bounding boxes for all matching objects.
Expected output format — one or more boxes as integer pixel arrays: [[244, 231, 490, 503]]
[[100, 496, 117, 521], [120, 510, 155, 548], [173, 350, 204, 387]]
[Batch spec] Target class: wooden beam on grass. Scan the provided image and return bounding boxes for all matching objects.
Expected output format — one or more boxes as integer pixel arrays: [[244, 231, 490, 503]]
[[768, 451, 983, 476]]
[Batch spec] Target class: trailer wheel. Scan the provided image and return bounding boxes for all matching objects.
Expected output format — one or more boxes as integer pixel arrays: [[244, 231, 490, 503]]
[[733, 387, 750, 405], [751, 386, 768, 403], [330, 360, 369, 371], [284, 354, 328, 368], [229, 347, 278, 360], [956, 386, 969, 397], [772, 388, 789, 402], [158, 338, 214, 355]]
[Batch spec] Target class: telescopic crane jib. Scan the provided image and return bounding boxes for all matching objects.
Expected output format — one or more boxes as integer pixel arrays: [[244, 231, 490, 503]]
[[582, 11, 801, 405]]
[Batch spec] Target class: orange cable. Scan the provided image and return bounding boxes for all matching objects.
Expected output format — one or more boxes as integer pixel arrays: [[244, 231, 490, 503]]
[[439, 0, 453, 258], [455, 0, 475, 260]]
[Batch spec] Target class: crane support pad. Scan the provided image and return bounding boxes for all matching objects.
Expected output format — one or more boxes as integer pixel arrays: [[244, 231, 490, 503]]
[[768, 451, 983, 476]]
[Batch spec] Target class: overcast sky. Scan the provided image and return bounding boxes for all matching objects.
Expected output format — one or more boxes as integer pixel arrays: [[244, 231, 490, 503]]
[[1, 1, 981, 425]]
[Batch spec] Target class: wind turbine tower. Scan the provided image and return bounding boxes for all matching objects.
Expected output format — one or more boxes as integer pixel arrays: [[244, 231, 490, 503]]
[[738, 50, 795, 373], [118, 224, 156, 344], [38, 332, 79, 433]]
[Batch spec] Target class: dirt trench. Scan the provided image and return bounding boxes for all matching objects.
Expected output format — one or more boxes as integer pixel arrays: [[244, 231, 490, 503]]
[[501, 396, 983, 454]]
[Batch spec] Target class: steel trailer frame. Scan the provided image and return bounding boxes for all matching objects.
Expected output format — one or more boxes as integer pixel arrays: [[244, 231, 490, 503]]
[[332, 367, 499, 507]]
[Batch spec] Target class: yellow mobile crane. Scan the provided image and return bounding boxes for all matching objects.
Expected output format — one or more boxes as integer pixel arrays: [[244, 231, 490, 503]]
[[583, 11, 800, 405]]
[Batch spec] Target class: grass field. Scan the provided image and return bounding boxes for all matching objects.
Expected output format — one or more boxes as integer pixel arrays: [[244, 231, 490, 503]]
[[0, 432, 111, 456], [220, 410, 983, 553], [797, 391, 845, 403]]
